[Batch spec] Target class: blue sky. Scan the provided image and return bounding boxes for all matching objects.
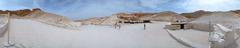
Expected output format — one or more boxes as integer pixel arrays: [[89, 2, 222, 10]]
[[1, 0, 240, 20]]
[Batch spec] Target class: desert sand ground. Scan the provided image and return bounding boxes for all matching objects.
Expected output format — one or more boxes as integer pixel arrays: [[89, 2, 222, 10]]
[[0, 19, 188, 48], [0, 18, 238, 48]]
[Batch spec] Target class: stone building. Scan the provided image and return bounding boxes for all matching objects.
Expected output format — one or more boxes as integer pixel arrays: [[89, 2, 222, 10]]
[[165, 15, 190, 30]]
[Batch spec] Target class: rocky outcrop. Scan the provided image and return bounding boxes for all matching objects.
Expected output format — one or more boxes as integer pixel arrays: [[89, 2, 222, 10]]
[[0, 8, 81, 29], [117, 12, 155, 21], [27, 9, 81, 29], [0, 8, 41, 17], [77, 11, 188, 25], [77, 17, 108, 25], [142, 11, 182, 22]]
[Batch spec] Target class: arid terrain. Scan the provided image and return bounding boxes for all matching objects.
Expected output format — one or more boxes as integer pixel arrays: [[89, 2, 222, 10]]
[[0, 8, 239, 48]]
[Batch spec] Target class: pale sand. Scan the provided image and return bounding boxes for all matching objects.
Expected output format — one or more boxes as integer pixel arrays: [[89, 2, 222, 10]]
[[0, 19, 188, 48]]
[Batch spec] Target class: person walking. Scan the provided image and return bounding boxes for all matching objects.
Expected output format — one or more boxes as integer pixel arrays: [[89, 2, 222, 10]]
[[144, 24, 146, 30]]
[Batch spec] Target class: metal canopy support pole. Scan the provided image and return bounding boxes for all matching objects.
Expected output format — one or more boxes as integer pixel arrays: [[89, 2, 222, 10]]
[[7, 12, 10, 46], [4, 12, 15, 48]]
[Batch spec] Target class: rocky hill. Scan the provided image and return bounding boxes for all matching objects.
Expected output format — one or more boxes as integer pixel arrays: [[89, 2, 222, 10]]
[[76, 17, 108, 25], [191, 12, 240, 28], [76, 11, 188, 25], [141, 11, 181, 21], [3, 8, 240, 27], [0, 8, 81, 29], [180, 10, 213, 20]]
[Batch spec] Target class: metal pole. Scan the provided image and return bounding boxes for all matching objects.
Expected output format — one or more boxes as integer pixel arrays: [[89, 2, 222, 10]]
[[7, 12, 10, 45], [209, 15, 214, 48], [4, 12, 15, 48]]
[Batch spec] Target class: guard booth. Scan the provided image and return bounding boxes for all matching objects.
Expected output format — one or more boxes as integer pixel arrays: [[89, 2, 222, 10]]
[[164, 15, 189, 30], [143, 20, 151, 23], [165, 23, 188, 30]]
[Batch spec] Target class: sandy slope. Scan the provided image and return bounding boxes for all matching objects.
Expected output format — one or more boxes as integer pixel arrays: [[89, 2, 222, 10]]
[[0, 19, 189, 48]]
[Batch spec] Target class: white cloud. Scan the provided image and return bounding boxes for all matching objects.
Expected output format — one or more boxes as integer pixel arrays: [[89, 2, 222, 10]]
[[35, 0, 240, 20], [181, 0, 240, 12], [36, 0, 147, 19], [139, 0, 168, 8]]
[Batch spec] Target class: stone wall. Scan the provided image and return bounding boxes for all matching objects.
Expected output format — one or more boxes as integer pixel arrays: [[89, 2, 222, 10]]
[[188, 23, 214, 32]]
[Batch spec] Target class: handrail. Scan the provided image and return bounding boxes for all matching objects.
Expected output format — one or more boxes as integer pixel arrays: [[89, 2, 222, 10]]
[[0, 14, 9, 37], [165, 29, 203, 48]]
